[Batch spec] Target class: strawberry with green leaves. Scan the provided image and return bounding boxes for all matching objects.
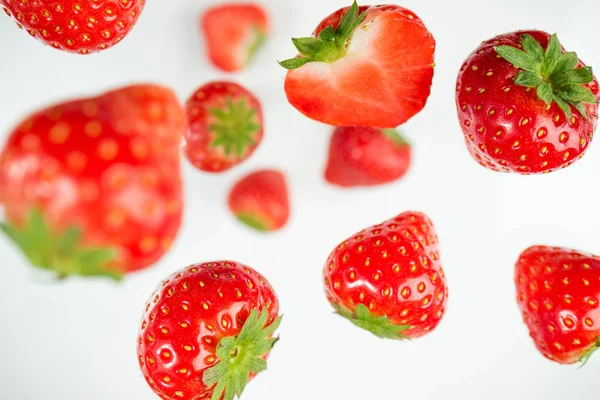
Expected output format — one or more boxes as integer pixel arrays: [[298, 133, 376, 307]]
[[1, 0, 145, 54], [184, 82, 263, 173], [137, 261, 281, 400], [228, 169, 290, 232], [456, 31, 599, 174], [325, 126, 411, 187], [323, 211, 448, 339], [280, 1, 435, 128], [516, 246, 600, 365], [0, 84, 186, 279]]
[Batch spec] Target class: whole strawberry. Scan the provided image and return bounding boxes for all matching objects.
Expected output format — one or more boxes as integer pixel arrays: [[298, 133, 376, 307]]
[[323, 211, 448, 339], [325, 126, 411, 187], [0, 85, 186, 279], [516, 246, 600, 364], [228, 169, 290, 232], [456, 31, 599, 174], [137, 261, 281, 400], [280, 1, 435, 128], [1, 0, 145, 54], [201, 3, 268, 72], [184, 82, 263, 173]]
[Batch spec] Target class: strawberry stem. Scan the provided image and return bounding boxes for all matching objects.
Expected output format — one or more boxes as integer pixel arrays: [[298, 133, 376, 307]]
[[0, 208, 122, 280], [209, 97, 261, 157], [495, 33, 597, 119], [278, 1, 367, 69], [202, 307, 282, 400], [335, 303, 411, 340]]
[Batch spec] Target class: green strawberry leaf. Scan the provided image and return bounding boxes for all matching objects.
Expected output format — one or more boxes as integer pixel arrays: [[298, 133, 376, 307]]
[[209, 96, 260, 158], [335, 303, 411, 340]]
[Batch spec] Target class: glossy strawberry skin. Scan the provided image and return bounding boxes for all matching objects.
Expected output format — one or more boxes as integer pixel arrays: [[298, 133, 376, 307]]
[[0, 85, 186, 273], [456, 30, 600, 174], [284, 4, 435, 128], [201, 3, 268, 72], [325, 126, 411, 187], [184, 82, 263, 173], [137, 261, 279, 400], [228, 169, 290, 232], [323, 211, 448, 338], [515, 246, 600, 364], [1, 0, 145, 54]]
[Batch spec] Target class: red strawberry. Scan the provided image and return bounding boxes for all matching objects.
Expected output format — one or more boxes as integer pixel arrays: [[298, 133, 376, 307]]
[[137, 261, 281, 400], [0, 84, 186, 279], [280, 1, 435, 128], [201, 3, 268, 72], [515, 246, 600, 365], [456, 31, 600, 174], [184, 82, 264, 173], [325, 126, 411, 187], [1, 0, 145, 54], [323, 211, 448, 339], [228, 169, 289, 232]]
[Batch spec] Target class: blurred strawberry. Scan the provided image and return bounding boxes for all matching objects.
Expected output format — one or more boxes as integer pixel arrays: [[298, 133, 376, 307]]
[[201, 3, 269, 72], [0, 84, 186, 279]]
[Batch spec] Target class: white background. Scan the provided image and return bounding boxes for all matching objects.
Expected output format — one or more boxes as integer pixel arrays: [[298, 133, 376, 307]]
[[1, 0, 600, 399]]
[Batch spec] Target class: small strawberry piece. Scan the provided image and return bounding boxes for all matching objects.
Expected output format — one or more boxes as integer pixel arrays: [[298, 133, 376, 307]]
[[456, 31, 600, 174], [280, 1, 435, 128], [0, 0, 145, 54], [515, 246, 600, 365], [228, 170, 289, 232], [323, 211, 448, 339], [201, 3, 268, 72], [325, 126, 411, 187], [137, 261, 281, 400], [184, 82, 263, 173], [0, 85, 186, 279]]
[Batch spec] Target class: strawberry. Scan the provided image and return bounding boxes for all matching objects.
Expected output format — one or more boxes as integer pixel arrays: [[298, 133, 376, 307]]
[[201, 3, 268, 72], [0, 84, 186, 279], [1, 0, 145, 54], [184, 82, 263, 173], [456, 31, 600, 174], [228, 169, 289, 232], [279, 1, 435, 128], [323, 211, 448, 339], [325, 126, 411, 187], [137, 261, 281, 400], [515, 246, 600, 365]]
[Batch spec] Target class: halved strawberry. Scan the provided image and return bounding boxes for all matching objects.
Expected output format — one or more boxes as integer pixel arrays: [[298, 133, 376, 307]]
[[184, 81, 263, 173], [201, 3, 269, 72], [280, 1, 435, 128], [228, 169, 290, 232]]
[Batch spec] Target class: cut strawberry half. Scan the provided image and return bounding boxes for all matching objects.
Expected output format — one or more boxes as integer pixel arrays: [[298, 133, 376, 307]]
[[201, 3, 269, 72], [280, 1, 435, 128]]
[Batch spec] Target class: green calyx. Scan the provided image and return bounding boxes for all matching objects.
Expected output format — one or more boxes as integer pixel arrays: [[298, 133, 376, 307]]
[[335, 303, 411, 340], [246, 26, 267, 64], [495, 33, 597, 120], [0, 208, 122, 281], [202, 307, 282, 400], [236, 213, 269, 232], [279, 0, 366, 69], [382, 129, 410, 147], [579, 337, 600, 367], [209, 97, 260, 157]]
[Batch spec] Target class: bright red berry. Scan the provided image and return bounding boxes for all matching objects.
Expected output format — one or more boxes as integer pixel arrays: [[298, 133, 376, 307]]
[[228, 169, 290, 232], [137, 261, 281, 400], [323, 211, 448, 339], [0, 84, 186, 279], [0, 0, 146, 54], [456, 31, 599, 174], [280, 1, 435, 128], [201, 3, 268, 72], [515, 246, 600, 364], [184, 82, 264, 173], [325, 126, 411, 187]]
